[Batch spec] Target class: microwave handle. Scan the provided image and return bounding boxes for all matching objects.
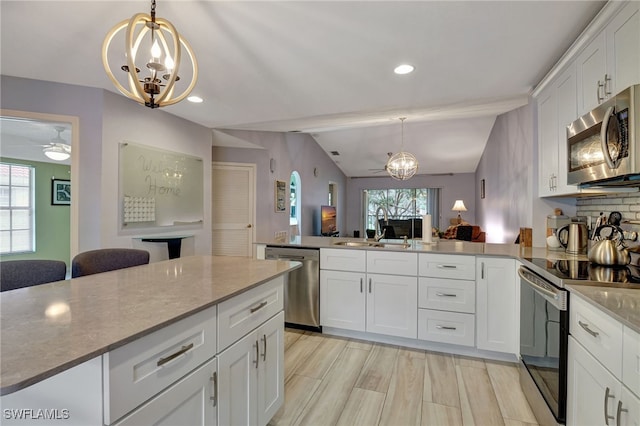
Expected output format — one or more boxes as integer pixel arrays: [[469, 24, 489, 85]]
[[600, 106, 616, 169]]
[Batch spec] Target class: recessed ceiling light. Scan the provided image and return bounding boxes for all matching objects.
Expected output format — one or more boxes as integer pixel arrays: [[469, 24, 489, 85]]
[[187, 96, 203, 103], [394, 64, 415, 75]]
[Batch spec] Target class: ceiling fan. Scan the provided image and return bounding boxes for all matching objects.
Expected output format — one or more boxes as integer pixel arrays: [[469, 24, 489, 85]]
[[368, 152, 394, 174], [42, 126, 71, 161]]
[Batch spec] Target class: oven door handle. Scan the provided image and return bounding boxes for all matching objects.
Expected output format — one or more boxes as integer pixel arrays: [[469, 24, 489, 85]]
[[600, 106, 618, 169], [518, 267, 566, 311]]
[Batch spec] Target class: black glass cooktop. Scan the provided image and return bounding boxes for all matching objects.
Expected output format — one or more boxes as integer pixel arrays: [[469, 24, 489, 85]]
[[523, 257, 640, 285]]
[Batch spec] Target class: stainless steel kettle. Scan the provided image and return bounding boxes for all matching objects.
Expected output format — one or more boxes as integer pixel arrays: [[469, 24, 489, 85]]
[[588, 239, 631, 266], [557, 222, 588, 254]]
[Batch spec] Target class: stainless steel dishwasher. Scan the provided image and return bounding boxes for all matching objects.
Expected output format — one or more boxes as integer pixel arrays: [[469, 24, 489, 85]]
[[265, 246, 320, 331]]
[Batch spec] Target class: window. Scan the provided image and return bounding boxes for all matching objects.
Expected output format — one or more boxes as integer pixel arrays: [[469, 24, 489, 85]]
[[289, 172, 301, 240], [0, 163, 35, 254], [363, 188, 440, 238]]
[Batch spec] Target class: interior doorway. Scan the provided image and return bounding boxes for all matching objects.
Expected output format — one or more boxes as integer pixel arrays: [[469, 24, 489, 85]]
[[211, 162, 256, 257]]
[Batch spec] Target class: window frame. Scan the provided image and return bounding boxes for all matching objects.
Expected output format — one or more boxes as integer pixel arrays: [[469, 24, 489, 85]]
[[0, 162, 36, 254]]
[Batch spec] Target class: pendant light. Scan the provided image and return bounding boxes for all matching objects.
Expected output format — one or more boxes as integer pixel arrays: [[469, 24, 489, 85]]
[[102, 0, 198, 109], [386, 117, 419, 180]]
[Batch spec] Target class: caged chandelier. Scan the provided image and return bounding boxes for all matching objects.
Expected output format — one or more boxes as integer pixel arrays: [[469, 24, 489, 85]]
[[102, 0, 198, 109], [386, 117, 419, 180]]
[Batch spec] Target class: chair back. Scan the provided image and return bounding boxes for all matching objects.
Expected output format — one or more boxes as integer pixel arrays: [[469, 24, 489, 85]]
[[1, 259, 67, 292], [71, 248, 150, 278]]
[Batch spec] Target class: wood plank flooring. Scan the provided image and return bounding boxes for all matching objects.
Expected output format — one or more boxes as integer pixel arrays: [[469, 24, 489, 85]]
[[270, 329, 538, 426]]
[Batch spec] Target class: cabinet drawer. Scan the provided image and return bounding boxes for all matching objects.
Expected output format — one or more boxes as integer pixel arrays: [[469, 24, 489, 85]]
[[320, 248, 366, 272], [418, 277, 475, 313], [104, 305, 217, 425], [418, 254, 476, 280], [570, 294, 623, 379], [624, 326, 640, 397], [418, 309, 475, 347], [218, 276, 284, 351], [367, 251, 417, 276]]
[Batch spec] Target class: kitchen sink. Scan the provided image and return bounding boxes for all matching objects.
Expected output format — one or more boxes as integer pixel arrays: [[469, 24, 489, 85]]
[[332, 241, 385, 247]]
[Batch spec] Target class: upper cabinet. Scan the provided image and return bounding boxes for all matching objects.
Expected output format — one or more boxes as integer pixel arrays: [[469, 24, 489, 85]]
[[536, 1, 640, 197], [576, 2, 640, 115]]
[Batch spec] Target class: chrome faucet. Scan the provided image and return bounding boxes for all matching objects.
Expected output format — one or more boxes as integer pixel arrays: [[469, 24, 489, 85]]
[[374, 206, 388, 241]]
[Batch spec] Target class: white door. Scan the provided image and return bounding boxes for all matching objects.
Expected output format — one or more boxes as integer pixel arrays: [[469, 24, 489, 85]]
[[567, 337, 620, 426], [576, 31, 607, 114], [366, 273, 418, 339], [212, 162, 256, 256], [320, 270, 366, 331], [257, 312, 285, 426], [114, 357, 217, 426], [218, 331, 258, 426], [620, 386, 640, 426], [606, 1, 640, 96]]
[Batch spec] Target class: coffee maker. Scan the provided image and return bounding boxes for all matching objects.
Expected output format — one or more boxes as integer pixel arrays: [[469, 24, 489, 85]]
[[546, 211, 570, 251]]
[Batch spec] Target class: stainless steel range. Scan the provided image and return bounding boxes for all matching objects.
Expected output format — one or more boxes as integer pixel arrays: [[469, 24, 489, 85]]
[[518, 257, 639, 426]]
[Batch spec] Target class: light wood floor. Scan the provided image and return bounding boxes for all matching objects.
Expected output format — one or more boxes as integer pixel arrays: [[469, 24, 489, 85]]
[[270, 329, 539, 426]]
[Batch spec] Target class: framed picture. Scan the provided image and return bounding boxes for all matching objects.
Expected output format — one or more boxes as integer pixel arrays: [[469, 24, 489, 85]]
[[275, 180, 286, 212], [51, 179, 71, 205], [480, 179, 486, 199]]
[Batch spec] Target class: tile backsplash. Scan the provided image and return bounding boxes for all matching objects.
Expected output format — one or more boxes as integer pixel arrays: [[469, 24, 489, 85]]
[[576, 193, 640, 231]]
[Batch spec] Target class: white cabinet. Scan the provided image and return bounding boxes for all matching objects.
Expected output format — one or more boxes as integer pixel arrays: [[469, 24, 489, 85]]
[[218, 311, 284, 426], [577, 1, 640, 115], [320, 270, 366, 331], [114, 357, 217, 426], [417, 253, 476, 347], [567, 293, 640, 426], [537, 64, 580, 197], [567, 336, 621, 426], [476, 257, 517, 354], [366, 273, 417, 338], [320, 249, 417, 339]]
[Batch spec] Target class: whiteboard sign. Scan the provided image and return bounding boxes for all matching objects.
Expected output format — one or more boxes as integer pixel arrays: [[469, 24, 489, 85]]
[[119, 142, 203, 229]]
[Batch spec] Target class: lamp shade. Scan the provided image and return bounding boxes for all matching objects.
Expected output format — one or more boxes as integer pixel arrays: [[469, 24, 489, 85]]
[[452, 200, 467, 212]]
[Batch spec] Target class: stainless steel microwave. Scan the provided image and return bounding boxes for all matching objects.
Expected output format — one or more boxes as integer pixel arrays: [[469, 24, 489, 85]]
[[567, 84, 640, 186]]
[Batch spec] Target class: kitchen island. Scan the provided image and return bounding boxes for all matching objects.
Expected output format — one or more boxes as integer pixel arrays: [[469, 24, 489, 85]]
[[1, 255, 300, 425]]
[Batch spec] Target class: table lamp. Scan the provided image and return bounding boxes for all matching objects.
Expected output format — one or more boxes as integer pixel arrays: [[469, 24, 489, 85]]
[[452, 200, 467, 224]]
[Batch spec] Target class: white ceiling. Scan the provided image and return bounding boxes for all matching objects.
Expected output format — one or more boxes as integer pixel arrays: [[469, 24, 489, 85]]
[[0, 1, 605, 176]]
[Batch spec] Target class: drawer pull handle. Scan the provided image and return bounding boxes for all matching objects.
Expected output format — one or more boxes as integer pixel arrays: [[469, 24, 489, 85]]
[[604, 387, 615, 425], [360, 278, 363, 293], [262, 334, 267, 361], [617, 400, 628, 426], [436, 325, 457, 331], [250, 301, 268, 313], [579, 320, 599, 338], [436, 292, 457, 297], [369, 278, 372, 293], [210, 371, 218, 407], [157, 343, 194, 367], [437, 264, 457, 269]]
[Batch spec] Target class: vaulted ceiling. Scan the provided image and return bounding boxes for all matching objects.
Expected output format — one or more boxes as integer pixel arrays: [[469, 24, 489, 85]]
[[0, 1, 605, 175]]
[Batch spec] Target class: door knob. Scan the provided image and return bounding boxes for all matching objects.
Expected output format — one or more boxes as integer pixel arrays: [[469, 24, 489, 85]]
[[247, 224, 252, 228]]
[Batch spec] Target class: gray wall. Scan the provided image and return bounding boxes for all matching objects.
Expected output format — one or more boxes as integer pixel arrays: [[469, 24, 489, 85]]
[[212, 129, 348, 240], [1, 76, 214, 255], [345, 173, 476, 237]]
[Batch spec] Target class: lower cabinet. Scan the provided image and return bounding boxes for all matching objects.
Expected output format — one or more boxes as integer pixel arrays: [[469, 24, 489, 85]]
[[476, 257, 517, 354], [218, 311, 284, 426], [320, 270, 417, 338], [568, 336, 640, 426], [114, 357, 217, 426]]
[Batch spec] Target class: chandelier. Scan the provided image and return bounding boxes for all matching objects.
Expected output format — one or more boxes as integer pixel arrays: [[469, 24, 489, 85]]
[[386, 117, 419, 180], [102, 0, 198, 109]]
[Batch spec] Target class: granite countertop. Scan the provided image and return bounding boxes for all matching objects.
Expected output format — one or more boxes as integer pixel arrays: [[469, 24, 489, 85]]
[[566, 285, 640, 333], [0, 256, 300, 396], [260, 236, 523, 257]]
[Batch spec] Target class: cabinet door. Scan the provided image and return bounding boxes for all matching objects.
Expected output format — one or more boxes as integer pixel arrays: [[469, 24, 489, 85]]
[[555, 65, 580, 195], [257, 312, 285, 426], [476, 257, 517, 354], [218, 332, 258, 426], [538, 83, 559, 197], [366, 273, 417, 339], [114, 357, 217, 426], [606, 1, 640, 96], [577, 31, 607, 115], [320, 270, 366, 331], [567, 337, 621, 426], [619, 386, 640, 426]]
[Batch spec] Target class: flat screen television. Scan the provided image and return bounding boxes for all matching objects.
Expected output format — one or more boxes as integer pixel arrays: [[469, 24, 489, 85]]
[[320, 205, 337, 236]]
